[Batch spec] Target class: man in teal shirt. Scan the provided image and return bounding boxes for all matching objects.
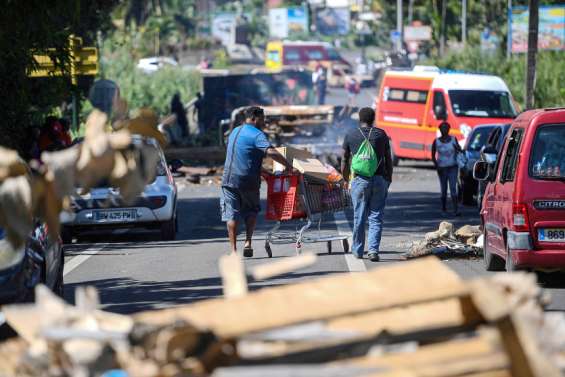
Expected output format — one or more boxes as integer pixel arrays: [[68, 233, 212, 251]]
[[221, 106, 291, 257]]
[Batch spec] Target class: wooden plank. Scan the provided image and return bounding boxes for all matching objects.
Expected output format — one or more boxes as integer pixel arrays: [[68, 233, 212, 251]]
[[135, 258, 468, 338], [326, 296, 482, 337]]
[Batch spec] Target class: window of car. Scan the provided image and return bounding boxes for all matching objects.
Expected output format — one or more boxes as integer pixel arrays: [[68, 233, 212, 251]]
[[449, 90, 517, 118], [467, 127, 494, 152], [306, 49, 324, 60], [433, 91, 446, 109], [529, 124, 565, 180], [326, 47, 341, 60], [267, 50, 280, 64], [500, 128, 524, 183], [284, 48, 301, 62], [383, 87, 428, 104]]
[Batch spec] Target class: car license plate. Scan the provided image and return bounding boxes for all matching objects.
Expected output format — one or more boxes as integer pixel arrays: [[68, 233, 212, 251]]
[[538, 228, 565, 242], [94, 210, 137, 222]]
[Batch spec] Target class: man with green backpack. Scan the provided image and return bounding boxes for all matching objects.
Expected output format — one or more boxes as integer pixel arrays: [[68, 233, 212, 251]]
[[341, 107, 393, 261]]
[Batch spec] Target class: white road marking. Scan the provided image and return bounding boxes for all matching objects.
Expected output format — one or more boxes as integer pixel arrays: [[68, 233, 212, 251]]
[[333, 211, 366, 272], [63, 229, 128, 276]]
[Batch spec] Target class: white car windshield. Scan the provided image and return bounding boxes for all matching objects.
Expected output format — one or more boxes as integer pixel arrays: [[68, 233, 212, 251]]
[[449, 90, 517, 118]]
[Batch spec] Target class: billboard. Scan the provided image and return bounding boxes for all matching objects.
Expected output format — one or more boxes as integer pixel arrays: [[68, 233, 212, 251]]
[[315, 7, 350, 36], [510, 5, 565, 53], [269, 7, 309, 38], [211, 13, 236, 46]]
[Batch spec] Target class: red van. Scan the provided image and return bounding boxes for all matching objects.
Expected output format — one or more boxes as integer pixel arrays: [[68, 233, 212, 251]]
[[474, 108, 565, 272]]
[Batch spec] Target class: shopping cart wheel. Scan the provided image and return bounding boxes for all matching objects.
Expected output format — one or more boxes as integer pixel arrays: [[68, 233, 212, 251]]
[[327, 241, 332, 254], [295, 242, 302, 255], [265, 242, 273, 258], [341, 239, 349, 253]]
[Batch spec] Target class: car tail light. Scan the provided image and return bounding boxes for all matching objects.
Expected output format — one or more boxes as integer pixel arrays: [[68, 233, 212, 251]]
[[512, 203, 529, 232], [149, 196, 167, 209]]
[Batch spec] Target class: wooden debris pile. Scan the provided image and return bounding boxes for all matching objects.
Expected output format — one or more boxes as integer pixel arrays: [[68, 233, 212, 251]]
[[405, 221, 483, 259], [0, 110, 159, 250], [1, 257, 565, 377]]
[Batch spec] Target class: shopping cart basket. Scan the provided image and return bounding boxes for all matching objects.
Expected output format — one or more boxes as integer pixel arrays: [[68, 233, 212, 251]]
[[263, 172, 351, 257]]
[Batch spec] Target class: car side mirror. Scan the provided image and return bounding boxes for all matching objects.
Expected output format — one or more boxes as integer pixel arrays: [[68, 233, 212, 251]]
[[434, 105, 447, 120], [473, 161, 490, 181]]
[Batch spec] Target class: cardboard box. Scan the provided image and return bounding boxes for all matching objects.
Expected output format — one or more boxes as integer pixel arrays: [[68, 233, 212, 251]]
[[273, 146, 329, 182]]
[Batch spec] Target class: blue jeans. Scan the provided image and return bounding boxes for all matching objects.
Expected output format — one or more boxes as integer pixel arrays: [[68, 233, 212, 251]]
[[350, 175, 390, 257], [437, 165, 458, 199]]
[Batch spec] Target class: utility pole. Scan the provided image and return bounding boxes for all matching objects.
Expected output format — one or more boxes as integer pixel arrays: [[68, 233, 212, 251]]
[[397, 0, 403, 51], [408, 0, 414, 24], [525, 0, 539, 109], [461, 0, 467, 47], [440, 0, 447, 56], [507, 0, 513, 59]]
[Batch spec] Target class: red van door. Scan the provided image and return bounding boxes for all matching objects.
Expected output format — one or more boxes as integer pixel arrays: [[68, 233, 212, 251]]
[[484, 127, 525, 256]]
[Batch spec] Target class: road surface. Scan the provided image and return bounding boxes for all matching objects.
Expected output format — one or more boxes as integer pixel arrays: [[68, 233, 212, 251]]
[[63, 160, 565, 314]]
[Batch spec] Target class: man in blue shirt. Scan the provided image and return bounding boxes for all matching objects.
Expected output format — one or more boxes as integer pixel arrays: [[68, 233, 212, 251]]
[[221, 106, 292, 257]]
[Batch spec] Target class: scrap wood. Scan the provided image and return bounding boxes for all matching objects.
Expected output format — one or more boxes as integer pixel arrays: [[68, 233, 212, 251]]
[[135, 257, 467, 338], [405, 222, 483, 260], [220, 253, 319, 299]]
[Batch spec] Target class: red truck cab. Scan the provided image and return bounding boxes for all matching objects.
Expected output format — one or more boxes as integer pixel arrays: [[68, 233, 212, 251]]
[[475, 108, 565, 272]]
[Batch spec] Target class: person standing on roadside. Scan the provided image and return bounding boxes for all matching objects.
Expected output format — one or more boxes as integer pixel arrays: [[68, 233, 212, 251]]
[[221, 106, 293, 257], [312, 63, 327, 105], [341, 107, 393, 261], [431, 121, 462, 216]]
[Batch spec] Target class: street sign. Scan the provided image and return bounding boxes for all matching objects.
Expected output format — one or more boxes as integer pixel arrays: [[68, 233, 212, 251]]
[[28, 37, 98, 78]]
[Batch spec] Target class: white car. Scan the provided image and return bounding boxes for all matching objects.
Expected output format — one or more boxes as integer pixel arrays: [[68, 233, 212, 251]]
[[61, 138, 178, 242], [137, 56, 178, 73]]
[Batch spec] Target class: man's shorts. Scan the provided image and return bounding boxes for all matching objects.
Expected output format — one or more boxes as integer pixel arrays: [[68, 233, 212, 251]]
[[220, 186, 261, 222]]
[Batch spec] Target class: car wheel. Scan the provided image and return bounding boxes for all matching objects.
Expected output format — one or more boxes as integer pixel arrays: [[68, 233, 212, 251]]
[[483, 229, 504, 271], [160, 215, 176, 241], [61, 227, 73, 244], [53, 250, 65, 297], [505, 243, 521, 272], [461, 178, 475, 206]]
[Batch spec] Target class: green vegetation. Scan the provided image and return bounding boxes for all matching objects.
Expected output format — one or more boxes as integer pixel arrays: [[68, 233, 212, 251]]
[[0, 0, 117, 155], [427, 49, 565, 109], [100, 33, 201, 116]]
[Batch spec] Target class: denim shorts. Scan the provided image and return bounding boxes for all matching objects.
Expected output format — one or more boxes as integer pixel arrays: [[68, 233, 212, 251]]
[[220, 186, 261, 222]]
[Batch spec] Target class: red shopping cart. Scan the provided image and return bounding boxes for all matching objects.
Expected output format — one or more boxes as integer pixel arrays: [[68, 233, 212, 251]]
[[263, 172, 350, 257]]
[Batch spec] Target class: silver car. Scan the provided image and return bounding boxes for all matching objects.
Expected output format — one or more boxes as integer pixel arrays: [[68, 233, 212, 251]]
[[61, 137, 177, 242]]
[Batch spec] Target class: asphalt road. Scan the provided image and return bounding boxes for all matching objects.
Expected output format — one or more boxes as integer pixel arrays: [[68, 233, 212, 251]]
[[63, 160, 565, 314]]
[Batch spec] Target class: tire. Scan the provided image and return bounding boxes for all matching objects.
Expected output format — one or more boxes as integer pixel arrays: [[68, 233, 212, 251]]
[[483, 229, 505, 271], [60, 227, 73, 244], [461, 177, 475, 206], [160, 215, 176, 241], [342, 239, 349, 253], [505, 244, 520, 273], [53, 250, 65, 297]]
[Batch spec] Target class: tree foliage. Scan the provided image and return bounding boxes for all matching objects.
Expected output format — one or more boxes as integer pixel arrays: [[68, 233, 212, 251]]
[[0, 0, 117, 155]]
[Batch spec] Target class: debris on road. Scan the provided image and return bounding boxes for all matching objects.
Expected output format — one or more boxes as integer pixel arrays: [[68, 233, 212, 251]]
[[405, 221, 483, 259], [1, 257, 565, 376]]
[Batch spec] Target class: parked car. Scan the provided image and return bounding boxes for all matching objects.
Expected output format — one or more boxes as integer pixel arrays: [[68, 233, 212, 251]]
[[475, 124, 512, 208], [61, 137, 178, 242], [0, 222, 64, 338], [137, 56, 178, 74], [459, 124, 510, 205], [474, 108, 565, 272]]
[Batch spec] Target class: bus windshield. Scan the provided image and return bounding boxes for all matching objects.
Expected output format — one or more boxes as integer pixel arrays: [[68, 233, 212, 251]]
[[449, 90, 517, 118]]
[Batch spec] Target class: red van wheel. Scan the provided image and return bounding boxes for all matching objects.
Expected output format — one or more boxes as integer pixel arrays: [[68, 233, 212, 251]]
[[483, 229, 504, 271], [505, 244, 521, 272]]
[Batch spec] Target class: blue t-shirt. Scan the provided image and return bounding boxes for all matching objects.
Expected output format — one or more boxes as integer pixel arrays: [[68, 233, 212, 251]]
[[222, 124, 271, 190]]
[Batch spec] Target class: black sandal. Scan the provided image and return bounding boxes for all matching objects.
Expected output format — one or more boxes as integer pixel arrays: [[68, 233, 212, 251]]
[[243, 246, 254, 258]]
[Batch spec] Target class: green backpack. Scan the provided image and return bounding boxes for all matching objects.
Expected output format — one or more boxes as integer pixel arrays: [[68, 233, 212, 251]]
[[351, 128, 379, 177]]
